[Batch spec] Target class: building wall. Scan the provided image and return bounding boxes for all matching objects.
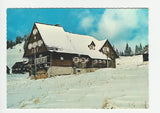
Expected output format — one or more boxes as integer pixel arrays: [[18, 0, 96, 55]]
[[91, 59, 107, 68], [52, 59, 73, 67], [100, 41, 117, 68], [24, 24, 118, 69], [143, 54, 148, 61], [24, 24, 48, 57], [108, 59, 116, 68], [47, 66, 99, 77], [50, 52, 73, 67]]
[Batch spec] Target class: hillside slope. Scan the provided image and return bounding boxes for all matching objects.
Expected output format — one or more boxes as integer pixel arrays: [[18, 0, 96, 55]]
[[7, 55, 148, 109], [7, 42, 27, 70]]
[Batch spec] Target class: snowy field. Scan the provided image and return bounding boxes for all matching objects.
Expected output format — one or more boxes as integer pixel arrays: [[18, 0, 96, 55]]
[[7, 55, 148, 109], [7, 42, 27, 70]]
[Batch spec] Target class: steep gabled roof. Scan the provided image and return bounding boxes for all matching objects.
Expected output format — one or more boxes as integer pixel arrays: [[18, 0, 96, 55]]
[[35, 23, 73, 51], [99, 40, 119, 58], [34, 22, 114, 60]]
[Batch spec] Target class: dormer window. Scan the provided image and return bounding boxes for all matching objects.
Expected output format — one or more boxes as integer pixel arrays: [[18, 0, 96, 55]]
[[89, 45, 95, 50], [88, 41, 96, 50]]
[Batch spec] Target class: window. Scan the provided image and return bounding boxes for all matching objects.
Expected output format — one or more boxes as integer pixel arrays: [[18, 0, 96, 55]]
[[60, 57, 64, 61], [37, 58, 41, 64], [34, 56, 47, 64], [33, 28, 37, 35], [86, 58, 89, 62], [42, 56, 47, 63], [102, 47, 110, 53], [81, 57, 86, 63], [103, 60, 106, 64], [73, 57, 79, 63], [38, 40, 43, 47], [35, 58, 40, 64], [39, 54, 42, 57], [89, 45, 95, 50], [34, 58, 37, 64], [93, 60, 98, 64]]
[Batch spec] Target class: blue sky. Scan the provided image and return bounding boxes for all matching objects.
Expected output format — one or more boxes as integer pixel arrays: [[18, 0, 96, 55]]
[[7, 8, 148, 51]]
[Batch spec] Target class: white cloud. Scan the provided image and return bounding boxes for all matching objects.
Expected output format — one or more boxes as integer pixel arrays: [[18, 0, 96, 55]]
[[94, 9, 139, 38], [80, 16, 94, 32], [90, 9, 148, 52]]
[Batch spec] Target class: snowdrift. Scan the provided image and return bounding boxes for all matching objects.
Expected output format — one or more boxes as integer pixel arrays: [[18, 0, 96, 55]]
[[7, 54, 148, 108]]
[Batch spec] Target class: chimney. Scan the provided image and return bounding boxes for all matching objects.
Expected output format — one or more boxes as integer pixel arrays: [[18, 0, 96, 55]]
[[55, 24, 60, 27]]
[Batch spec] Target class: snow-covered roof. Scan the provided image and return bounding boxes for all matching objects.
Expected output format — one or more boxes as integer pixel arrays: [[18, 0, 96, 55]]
[[35, 23, 108, 60]]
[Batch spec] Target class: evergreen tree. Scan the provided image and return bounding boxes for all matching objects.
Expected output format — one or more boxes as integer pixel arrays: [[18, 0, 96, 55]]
[[16, 36, 22, 44], [7, 41, 9, 49], [116, 49, 119, 56], [23, 34, 30, 51], [135, 43, 143, 55], [129, 47, 132, 56], [135, 45, 138, 55], [13, 41, 16, 46], [125, 43, 129, 56], [125, 43, 132, 56], [139, 43, 142, 54], [121, 51, 124, 56], [129, 47, 131, 55], [10, 40, 13, 49]]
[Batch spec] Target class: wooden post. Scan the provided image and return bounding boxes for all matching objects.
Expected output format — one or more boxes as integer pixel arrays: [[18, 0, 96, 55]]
[[34, 48, 37, 78], [49, 49, 54, 77], [50, 52, 52, 77], [107, 52, 108, 68]]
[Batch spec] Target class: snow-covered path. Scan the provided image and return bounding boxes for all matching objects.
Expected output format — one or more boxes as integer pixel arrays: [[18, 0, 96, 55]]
[[7, 55, 148, 109]]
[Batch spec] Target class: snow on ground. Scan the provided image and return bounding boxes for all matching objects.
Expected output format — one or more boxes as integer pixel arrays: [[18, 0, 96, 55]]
[[7, 42, 27, 70], [7, 55, 148, 109]]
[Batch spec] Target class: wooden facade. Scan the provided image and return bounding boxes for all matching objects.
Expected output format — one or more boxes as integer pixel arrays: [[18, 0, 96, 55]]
[[12, 61, 29, 74], [99, 40, 119, 68], [23, 22, 119, 76], [24, 24, 48, 58]]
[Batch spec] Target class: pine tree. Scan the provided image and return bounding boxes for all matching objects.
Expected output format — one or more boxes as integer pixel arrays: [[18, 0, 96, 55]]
[[16, 36, 22, 44], [23, 34, 30, 51], [13, 41, 16, 46], [7, 41, 9, 49], [121, 51, 124, 56], [139, 43, 142, 54], [124, 43, 132, 56], [116, 49, 119, 56], [135, 45, 138, 55], [10, 40, 13, 49], [129, 47, 131, 56], [125, 43, 129, 56]]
